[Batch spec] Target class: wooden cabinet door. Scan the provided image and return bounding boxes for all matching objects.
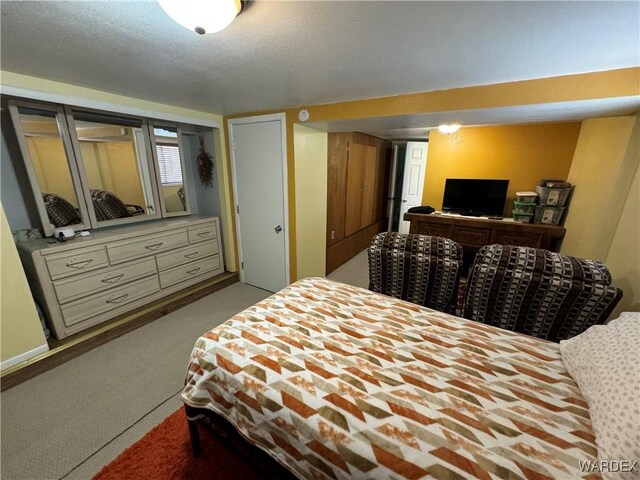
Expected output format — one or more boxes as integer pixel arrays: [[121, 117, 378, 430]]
[[359, 145, 378, 229], [326, 133, 348, 246], [345, 143, 366, 237]]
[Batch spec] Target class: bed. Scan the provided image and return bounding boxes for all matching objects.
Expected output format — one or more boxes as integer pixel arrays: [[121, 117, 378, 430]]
[[181, 277, 601, 479]]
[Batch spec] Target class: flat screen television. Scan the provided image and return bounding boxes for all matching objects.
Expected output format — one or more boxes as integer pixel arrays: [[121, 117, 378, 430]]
[[442, 179, 509, 216]]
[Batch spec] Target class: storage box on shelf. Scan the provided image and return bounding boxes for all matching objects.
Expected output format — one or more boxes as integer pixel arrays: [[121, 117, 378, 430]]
[[513, 201, 537, 214], [513, 212, 534, 223], [515, 191, 538, 203], [17, 216, 224, 339], [536, 185, 572, 207], [533, 183, 572, 226], [534, 206, 565, 226]]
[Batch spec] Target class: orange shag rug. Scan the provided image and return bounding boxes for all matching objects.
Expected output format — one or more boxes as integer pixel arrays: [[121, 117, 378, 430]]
[[93, 408, 268, 480]]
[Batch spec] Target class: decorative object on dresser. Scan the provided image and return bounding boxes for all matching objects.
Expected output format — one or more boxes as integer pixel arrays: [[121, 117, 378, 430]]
[[17, 216, 224, 339], [367, 232, 463, 313], [463, 244, 623, 341]]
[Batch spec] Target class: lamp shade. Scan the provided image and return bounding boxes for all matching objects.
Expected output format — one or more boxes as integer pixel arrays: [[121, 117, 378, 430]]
[[158, 0, 241, 34]]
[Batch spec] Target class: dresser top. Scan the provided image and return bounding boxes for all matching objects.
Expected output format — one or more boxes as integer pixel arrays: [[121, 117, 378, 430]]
[[404, 212, 566, 236], [17, 215, 218, 255]]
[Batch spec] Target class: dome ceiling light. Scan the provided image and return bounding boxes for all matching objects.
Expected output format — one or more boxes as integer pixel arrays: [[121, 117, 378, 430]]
[[158, 0, 242, 35]]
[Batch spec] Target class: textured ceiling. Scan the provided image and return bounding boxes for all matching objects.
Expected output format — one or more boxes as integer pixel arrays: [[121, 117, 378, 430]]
[[1, 1, 639, 116]]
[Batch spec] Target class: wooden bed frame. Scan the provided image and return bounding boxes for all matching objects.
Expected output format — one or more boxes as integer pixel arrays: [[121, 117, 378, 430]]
[[184, 404, 298, 479]]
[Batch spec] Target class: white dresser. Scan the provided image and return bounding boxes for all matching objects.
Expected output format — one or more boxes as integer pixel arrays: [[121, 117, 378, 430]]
[[18, 216, 224, 339]]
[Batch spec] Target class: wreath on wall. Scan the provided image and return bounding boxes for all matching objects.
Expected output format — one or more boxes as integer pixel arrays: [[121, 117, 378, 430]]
[[197, 135, 215, 188]]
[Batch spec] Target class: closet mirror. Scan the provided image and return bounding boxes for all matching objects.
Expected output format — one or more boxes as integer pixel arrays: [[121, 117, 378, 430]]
[[8, 101, 91, 237], [66, 110, 160, 225], [150, 123, 190, 216]]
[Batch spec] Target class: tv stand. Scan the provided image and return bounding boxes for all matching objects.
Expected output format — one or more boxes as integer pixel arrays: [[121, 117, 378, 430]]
[[404, 212, 566, 272]]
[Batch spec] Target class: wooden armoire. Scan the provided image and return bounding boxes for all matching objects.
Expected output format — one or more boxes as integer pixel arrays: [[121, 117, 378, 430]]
[[326, 132, 391, 273]]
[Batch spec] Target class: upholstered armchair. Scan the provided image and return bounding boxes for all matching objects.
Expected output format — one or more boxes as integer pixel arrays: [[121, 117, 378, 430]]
[[41, 193, 81, 228], [463, 244, 623, 341], [368, 232, 464, 313], [90, 189, 144, 221]]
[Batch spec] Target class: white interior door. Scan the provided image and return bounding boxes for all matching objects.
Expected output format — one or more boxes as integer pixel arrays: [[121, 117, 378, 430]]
[[399, 141, 428, 233], [229, 115, 288, 292]]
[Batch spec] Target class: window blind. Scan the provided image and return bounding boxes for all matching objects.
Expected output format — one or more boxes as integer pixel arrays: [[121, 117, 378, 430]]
[[155, 144, 183, 185]]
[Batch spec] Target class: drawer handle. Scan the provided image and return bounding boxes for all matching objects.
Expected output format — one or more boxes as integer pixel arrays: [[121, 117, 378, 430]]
[[101, 273, 125, 284], [196, 231, 210, 238], [186, 267, 201, 275], [106, 293, 129, 304], [66, 259, 93, 269], [145, 242, 164, 251], [184, 251, 199, 259]]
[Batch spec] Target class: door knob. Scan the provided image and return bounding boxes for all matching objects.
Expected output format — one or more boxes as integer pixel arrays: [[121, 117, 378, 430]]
[[402, 199, 408, 203], [275, 225, 283, 233]]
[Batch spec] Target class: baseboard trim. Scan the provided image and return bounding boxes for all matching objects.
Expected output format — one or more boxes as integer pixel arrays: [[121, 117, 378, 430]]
[[0, 344, 50, 371], [0, 272, 238, 391]]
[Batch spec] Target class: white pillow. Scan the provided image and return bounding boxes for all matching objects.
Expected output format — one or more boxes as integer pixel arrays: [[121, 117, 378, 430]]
[[560, 313, 640, 478]]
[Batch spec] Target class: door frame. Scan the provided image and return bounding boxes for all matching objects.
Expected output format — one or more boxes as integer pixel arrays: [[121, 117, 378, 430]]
[[227, 113, 290, 287]]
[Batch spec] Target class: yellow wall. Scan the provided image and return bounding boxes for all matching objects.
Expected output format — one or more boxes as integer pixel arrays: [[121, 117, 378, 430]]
[[605, 165, 640, 317], [1, 70, 236, 271], [0, 204, 48, 364], [293, 124, 328, 278], [423, 122, 581, 215], [562, 114, 639, 261], [27, 137, 78, 207]]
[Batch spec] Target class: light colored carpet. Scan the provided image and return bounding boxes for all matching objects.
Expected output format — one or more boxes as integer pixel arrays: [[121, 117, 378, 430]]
[[1, 253, 369, 480], [1, 282, 270, 480], [327, 249, 369, 289]]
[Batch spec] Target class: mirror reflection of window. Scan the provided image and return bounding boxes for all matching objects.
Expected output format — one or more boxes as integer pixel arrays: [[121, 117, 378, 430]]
[[153, 126, 187, 214], [16, 107, 84, 229], [70, 111, 157, 222]]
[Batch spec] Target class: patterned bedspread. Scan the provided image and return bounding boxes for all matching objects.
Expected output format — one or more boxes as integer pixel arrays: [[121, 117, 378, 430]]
[[181, 278, 599, 480]]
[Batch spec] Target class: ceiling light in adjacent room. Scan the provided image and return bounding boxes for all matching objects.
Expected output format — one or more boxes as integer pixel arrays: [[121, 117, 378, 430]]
[[438, 124, 461, 134], [158, 0, 241, 35]]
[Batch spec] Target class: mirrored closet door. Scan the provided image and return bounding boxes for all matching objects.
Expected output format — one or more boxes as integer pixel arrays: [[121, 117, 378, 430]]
[[148, 122, 190, 216], [65, 109, 161, 227], [8, 101, 92, 237]]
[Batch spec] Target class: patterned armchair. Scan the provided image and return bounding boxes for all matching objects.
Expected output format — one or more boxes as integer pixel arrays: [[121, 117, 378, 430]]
[[368, 232, 463, 313], [90, 189, 144, 221], [42, 193, 81, 228], [463, 244, 623, 342]]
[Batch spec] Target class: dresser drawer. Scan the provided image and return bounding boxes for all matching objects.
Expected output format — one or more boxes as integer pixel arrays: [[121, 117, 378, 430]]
[[188, 222, 217, 244], [53, 258, 157, 304], [453, 227, 491, 246], [107, 230, 189, 265], [416, 223, 451, 238], [159, 254, 221, 289], [495, 232, 542, 248], [45, 246, 109, 280], [155, 240, 219, 272], [61, 275, 160, 327]]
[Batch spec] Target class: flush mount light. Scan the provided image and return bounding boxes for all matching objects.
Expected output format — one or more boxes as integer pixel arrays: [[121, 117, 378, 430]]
[[438, 124, 461, 134], [158, 0, 241, 35]]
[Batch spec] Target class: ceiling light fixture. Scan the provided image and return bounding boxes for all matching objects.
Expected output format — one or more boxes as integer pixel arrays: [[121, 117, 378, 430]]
[[438, 124, 461, 134], [158, 0, 241, 35]]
